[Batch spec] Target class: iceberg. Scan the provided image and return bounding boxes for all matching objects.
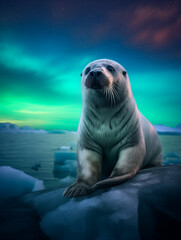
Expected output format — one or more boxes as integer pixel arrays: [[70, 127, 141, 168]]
[[0, 166, 45, 200], [163, 152, 181, 165], [154, 124, 181, 135], [0, 122, 47, 133], [53, 147, 77, 182]]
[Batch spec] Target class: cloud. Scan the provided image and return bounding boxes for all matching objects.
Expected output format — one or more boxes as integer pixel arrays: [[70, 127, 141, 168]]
[[128, 5, 181, 47], [89, 3, 181, 50], [130, 6, 178, 27], [1, 1, 180, 53]]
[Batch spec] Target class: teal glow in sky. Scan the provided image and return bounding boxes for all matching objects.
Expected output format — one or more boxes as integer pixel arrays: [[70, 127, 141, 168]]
[[0, 0, 180, 130]]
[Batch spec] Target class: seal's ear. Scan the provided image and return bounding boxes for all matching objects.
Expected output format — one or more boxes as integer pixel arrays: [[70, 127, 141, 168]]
[[80, 73, 82, 76], [122, 71, 127, 77]]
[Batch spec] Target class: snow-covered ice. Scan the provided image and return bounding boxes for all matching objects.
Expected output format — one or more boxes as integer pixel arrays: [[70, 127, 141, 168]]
[[1, 164, 181, 240], [0, 166, 45, 200], [20, 165, 181, 240], [53, 151, 77, 183]]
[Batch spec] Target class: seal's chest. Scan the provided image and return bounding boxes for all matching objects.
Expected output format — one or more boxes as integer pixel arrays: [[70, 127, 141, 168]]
[[93, 121, 116, 147]]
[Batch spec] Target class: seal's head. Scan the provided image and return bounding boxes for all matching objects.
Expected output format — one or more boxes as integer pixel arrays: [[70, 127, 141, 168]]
[[81, 59, 130, 106]]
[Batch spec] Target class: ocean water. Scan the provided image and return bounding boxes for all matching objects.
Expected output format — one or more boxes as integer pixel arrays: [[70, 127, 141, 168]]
[[0, 133, 180, 189], [0, 133, 76, 189]]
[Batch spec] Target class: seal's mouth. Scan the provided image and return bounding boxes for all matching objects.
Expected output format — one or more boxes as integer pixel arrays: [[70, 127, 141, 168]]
[[91, 83, 102, 90], [84, 71, 109, 91]]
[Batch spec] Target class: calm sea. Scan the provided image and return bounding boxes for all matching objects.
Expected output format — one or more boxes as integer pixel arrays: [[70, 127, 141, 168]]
[[0, 133, 180, 189]]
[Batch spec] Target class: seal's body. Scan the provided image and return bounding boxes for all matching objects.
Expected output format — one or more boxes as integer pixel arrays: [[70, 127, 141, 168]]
[[64, 59, 162, 198]]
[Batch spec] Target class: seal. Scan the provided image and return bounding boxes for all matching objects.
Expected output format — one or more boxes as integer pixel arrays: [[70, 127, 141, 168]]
[[63, 59, 162, 198]]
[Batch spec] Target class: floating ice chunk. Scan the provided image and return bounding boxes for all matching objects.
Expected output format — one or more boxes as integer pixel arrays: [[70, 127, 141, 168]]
[[53, 165, 70, 178], [54, 151, 76, 164], [164, 152, 181, 159], [53, 150, 77, 179], [0, 166, 45, 200], [32, 179, 45, 192], [60, 146, 71, 152], [59, 176, 75, 187], [163, 152, 181, 165], [65, 160, 77, 177], [53, 159, 77, 178]]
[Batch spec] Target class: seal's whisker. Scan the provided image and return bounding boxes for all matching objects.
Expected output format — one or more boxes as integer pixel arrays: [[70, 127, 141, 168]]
[[105, 88, 108, 100], [110, 86, 116, 107], [107, 88, 111, 105], [112, 85, 120, 102], [103, 88, 105, 97], [103, 87, 107, 100], [105, 88, 108, 101], [108, 87, 112, 106], [112, 88, 116, 107], [112, 86, 116, 105], [107, 87, 112, 106], [110, 88, 114, 107]]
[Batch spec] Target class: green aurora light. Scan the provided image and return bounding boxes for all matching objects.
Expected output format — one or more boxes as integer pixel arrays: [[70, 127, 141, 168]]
[[0, 43, 180, 130]]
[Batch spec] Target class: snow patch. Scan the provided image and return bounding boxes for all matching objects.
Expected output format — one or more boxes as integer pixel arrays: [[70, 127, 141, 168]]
[[0, 166, 45, 200]]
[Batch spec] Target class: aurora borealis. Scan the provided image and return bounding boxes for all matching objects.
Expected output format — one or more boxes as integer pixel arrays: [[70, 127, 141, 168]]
[[0, 0, 180, 130]]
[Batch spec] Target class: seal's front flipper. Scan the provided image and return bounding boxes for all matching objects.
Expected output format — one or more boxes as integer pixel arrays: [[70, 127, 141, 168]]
[[63, 148, 102, 198], [91, 145, 145, 190], [63, 181, 91, 198]]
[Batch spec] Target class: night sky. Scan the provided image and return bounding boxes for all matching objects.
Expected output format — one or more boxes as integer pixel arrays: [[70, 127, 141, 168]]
[[0, 0, 180, 130]]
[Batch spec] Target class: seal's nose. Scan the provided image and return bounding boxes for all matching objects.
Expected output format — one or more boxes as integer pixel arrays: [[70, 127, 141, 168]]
[[88, 70, 102, 89], [90, 70, 102, 78]]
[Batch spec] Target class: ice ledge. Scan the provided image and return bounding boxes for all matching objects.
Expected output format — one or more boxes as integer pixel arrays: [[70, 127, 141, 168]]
[[20, 165, 181, 240], [0, 165, 181, 240]]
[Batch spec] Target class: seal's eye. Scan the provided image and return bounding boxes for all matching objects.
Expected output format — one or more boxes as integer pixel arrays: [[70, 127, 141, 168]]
[[107, 65, 115, 72], [85, 67, 90, 75], [122, 71, 127, 76]]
